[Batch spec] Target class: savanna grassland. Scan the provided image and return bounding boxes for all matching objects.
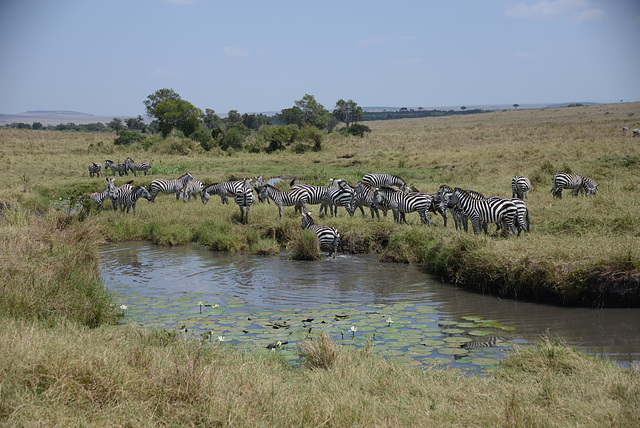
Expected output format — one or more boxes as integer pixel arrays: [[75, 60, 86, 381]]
[[1, 103, 639, 426]]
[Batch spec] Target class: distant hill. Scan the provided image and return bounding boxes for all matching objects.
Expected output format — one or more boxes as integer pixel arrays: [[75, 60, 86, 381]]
[[0, 110, 133, 126]]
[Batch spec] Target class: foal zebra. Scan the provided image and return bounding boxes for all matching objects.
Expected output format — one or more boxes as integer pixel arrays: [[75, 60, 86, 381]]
[[105, 160, 128, 176], [259, 183, 308, 219], [116, 186, 152, 214], [124, 157, 151, 177], [362, 173, 407, 192], [181, 180, 204, 202], [88, 185, 111, 211], [373, 187, 432, 225], [447, 188, 517, 237], [88, 162, 102, 178], [149, 172, 194, 202], [511, 175, 531, 200], [301, 211, 341, 259]]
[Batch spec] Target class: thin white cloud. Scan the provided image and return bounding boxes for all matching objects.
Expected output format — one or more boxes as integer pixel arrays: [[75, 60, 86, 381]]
[[358, 36, 389, 46], [505, 0, 604, 21], [223, 46, 251, 58]]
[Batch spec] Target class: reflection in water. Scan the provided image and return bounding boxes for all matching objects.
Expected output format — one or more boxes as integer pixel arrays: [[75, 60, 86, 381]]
[[100, 242, 640, 366]]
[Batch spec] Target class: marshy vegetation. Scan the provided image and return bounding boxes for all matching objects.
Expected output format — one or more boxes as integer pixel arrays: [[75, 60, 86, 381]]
[[1, 102, 639, 425]]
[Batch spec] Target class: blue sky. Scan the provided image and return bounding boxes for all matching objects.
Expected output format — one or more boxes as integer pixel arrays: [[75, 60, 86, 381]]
[[1, 0, 639, 116]]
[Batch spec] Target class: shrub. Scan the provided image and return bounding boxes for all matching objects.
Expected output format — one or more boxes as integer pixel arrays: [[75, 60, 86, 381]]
[[220, 127, 245, 151], [190, 127, 214, 151], [348, 123, 371, 138], [113, 130, 145, 146], [299, 333, 338, 369]]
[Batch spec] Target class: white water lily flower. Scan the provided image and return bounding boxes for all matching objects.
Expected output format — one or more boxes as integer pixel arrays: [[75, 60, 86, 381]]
[[213, 304, 219, 309], [198, 301, 203, 306], [218, 336, 225, 342], [120, 305, 128, 310], [350, 326, 357, 333], [387, 317, 393, 325]]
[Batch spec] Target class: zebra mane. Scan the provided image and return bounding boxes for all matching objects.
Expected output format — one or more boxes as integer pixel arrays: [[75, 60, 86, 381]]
[[290, 178, 296, 188]]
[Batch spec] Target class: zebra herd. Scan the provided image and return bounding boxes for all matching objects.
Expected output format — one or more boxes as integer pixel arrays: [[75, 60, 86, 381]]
[[87, 168, 599, 257], [90, 157, 151, 178]]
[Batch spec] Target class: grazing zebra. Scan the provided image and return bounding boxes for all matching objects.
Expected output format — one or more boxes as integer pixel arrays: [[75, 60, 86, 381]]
[[634, 129, 640, 137], [622, 126, 631, 132], [447, 188, 517, 237], [301, 211, 341, 259], [124, 157, 151, 177], [105, 178, 134, 211], [362, 173, 407, 192], [511, 175, 531, 200], [321, 180, 355, 217], [580, 175, 598, 196], [350, 181, 383, 220], [88, 162, 102, 178], [551, 172, 585, 199], [373, 186, 432, 225], [116, 185, 152, 214], [259, 183, 309, 219], [201, 179, 252, 205], [105, 160, 128, 176], [181, 180, 204, 202], [149, 172, 194, 202], [229, 178, 254, 223]]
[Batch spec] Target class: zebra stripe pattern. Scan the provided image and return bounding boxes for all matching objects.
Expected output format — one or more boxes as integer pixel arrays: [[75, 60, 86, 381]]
[[301, 211, 341, 258], [89, 185, 111, 210], [202, 179, 255, 205], [106, 178, 133, 211], [259, 183, 308, 219], [362, 173, 407, 192], [511, 175, 531, 200], [321, 180, 355, 217], [229, 178, 254, 223], [105, 160, 128, 176], [149, 172, 194, 202], [124, 157, 151, 177], [373, 187, 432, 225], [116, 185, 152, 214], [88, 162, 102, 178], [182, 180, 204, 202], [350, 181, 383, 220], [487, 196, 530, 236], [580, 175, 598, 196], [461, 336, 509, 349], [551, 172, 587, 199], [290, 182, 330, 213], [448, 188, 517, 236]]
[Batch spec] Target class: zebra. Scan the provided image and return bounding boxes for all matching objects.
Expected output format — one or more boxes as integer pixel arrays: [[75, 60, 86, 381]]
[[252, 176, 268, 202], [461, 336, 509, 349], [106, 178, 133, 211], [487, 196, 530, 236], [551, 172, 583, 199], [124, 157, 151, 177], [581, 175, 598, 196], [511, 175, 531, 200], [634, 129, 640, 137], [228, 178, 254, 223], [408, 185, 446, 226], [432, 184, 460, 229], [259, 183, 309, 220], [372, 186, 432, 225], [447, 188, 517, 237], [181, 180, 204, 202], [350, 181, 384, 220], [321, 180, 355, 217], [116, 185, 152, 214], [88, 184, 111, 212], [202, 179, 254, 205], [105, 160, 128, 176], [362, 173, 407, 192], [622, 126, 631, 132], [88, 162, 102, 178], [301, 211, 341, 259], [149, 172, 194, 202], [290, 180, 330, 214]]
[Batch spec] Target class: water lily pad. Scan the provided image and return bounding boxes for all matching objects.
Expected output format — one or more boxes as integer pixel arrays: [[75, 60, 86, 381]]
[[442, 328, 465, 334], [460, 316, 484, 321], [437, 320, 458, 327], [468, 330, 495, 336], [437, 347, 469, 356]]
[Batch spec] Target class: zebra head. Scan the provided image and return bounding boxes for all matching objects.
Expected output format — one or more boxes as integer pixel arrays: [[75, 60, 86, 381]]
[[201, 191, 211, 204], [301, 211, 315, 229], [106, 178, 116, 198], [138, 185, 152, 201], [371, 188, 387, 208]]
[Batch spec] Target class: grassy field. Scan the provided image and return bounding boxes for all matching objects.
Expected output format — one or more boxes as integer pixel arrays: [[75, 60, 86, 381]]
[[1, 103, 640, 425]]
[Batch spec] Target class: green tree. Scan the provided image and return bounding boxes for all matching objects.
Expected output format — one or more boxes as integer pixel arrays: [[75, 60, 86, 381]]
[[201, 108, 222, 130], [513, 104, 520, 109], [280, 94, 333, 130], [108, 117, 124, 133], [333, 99, 364, 131], [32, 122, 43, 130], [144, 88, 181, 118], [155, 99, 203, 138], [125, 115, 145, 131]]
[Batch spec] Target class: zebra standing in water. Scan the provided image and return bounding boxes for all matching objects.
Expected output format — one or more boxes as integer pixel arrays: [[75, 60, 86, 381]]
[[259, 183, 309, 219], [88, 162, 102, 178], [372, 186, 432, 225], [362, 173, 407, 192], [229, 178, 254, 223], [124, 157, 151, 177], [149, 172, 194, 202], [181, 180, 204, 202], [511, 175, 531, 200], [116, 186, 152, 214], [301, 211, 341, 258], [447, 188, 517, 237], [551, 172, 586, 199], [105, 160, 128, 176]]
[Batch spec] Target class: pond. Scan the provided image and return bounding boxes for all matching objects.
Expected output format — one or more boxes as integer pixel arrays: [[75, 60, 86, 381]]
[[100, 242, 640, 373]]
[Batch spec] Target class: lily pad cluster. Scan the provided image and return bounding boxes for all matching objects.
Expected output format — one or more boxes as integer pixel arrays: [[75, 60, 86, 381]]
[[113, 283, 519, 373]]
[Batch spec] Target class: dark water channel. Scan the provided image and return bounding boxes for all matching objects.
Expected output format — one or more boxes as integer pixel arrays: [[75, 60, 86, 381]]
[[100, 242, 640, 372]]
